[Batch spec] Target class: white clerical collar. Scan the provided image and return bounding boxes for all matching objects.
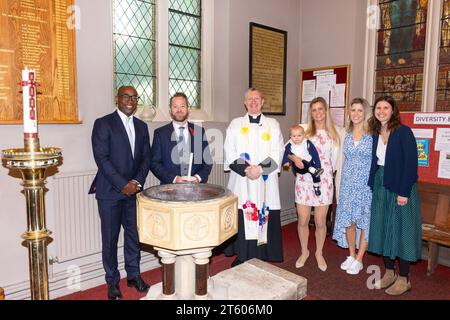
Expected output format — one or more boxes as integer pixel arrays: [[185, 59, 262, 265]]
[[248, 113, 262, 124]]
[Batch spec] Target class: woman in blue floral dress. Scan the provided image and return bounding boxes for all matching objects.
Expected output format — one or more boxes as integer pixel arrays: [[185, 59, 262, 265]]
[[333, 98, 373, 275]]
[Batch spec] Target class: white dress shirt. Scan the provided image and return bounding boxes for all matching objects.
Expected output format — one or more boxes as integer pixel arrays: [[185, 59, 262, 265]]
[[117, 109, 141, 188], [172, 122, 188, 142], [376, 135, 387, 166], [171, 121, 201, 182], [117, 109, 135, 157]]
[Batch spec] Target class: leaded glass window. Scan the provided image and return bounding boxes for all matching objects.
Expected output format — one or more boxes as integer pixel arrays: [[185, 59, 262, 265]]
[[437, 0, 450, 111], [113, 0, 156, 106], [374, 0, 428, 111], [168, 0, 202, 109]]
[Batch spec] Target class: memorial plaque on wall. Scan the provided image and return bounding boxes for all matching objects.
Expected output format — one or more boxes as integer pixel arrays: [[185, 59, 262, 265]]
[[249, 22, 287, 115], [0, 0, 79, 124]]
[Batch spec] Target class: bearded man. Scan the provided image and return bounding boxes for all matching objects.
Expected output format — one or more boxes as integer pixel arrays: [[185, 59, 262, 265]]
[[150, 92, 212, 184]]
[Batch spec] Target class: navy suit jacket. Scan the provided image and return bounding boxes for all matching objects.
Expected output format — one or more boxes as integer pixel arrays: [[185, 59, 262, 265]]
[[150, 122, 212, 184], [368, 124, 418, 198], [90, 111, 151, 200]]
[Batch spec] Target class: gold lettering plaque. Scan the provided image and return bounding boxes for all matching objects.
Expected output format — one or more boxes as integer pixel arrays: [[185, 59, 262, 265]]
[[249, 23, 287, 115], [0, 0, 79, 124]]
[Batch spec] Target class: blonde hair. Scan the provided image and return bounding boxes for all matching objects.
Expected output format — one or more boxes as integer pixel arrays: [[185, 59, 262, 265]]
[[289, 124, 304, 136], [306, 97, 340, 144], [345, 98, 372, 133]]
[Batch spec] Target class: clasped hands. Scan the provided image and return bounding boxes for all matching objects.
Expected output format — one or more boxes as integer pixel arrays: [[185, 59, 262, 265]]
[[397, 195, 408, 206], [175, 175, 199, 183], [121, 180, 141, 196], [245, 165, 263, 180]]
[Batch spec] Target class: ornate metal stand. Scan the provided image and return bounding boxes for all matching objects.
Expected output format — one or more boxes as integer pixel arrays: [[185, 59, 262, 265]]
[[2, 137, 61, 300]]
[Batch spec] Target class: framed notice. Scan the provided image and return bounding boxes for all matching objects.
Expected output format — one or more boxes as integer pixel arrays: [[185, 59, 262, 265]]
[[298, 65, 350, 126], [0, 0, 79, 124], [249, 22, 287, 115]]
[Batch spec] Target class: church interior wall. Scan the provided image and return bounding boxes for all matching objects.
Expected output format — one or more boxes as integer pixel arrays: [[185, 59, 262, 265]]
[[0, 0, 369, 298]]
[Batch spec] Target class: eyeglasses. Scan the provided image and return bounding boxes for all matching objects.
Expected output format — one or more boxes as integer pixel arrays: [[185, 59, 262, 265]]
[[119, 94, 140, 102]]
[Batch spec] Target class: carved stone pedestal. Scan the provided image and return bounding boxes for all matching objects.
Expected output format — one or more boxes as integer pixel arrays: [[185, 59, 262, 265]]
[[137, 183, 238, 300], [144, 247, 213, 300]]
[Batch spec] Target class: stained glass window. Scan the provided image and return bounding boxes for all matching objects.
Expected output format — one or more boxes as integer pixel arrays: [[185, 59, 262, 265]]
[[374, 0, 428, 111], [113, 0, 156, 106], [168, 0, 202, 109], [436, 0, 450, 111]]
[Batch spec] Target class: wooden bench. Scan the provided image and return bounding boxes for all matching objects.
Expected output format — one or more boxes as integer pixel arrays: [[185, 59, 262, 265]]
[[0, 287, 4, 300], [418, 182, 450, 275]]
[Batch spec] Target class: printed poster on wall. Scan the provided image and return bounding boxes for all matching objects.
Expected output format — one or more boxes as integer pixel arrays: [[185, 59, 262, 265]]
[[438, 151, 450, 179], [416, 138, 429, 167]]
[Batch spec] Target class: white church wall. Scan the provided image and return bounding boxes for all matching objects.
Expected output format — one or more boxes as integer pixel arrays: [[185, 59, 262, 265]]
[[300, 0, 367, 99]]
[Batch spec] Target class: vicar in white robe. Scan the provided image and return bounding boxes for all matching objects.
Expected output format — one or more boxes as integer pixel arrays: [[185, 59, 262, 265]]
[[223, 88, 284, 267]]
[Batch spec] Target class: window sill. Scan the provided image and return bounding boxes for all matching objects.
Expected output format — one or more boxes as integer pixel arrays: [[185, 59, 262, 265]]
[[150, 108, 213, 123]]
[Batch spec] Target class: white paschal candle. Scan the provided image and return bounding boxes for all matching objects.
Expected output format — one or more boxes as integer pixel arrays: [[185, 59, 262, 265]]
[[22, 69, 38, 138]]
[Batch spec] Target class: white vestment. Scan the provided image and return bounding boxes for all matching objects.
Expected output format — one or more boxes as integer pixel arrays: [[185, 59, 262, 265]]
[[224, 114, 284, 243]]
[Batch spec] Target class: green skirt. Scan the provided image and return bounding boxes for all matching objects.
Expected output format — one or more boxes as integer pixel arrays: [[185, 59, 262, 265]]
[[368, 167, 422, 262]]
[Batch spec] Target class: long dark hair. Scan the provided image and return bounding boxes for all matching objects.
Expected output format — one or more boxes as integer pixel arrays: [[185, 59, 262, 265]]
[[368, 95, 402, 135]]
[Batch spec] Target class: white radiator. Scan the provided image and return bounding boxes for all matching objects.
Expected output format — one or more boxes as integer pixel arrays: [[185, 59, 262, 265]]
[[50, 164, 227, 263], [51, 171, 102, 263]]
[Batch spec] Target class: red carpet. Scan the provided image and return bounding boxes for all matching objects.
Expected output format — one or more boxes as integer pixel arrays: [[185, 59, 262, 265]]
[[59, 222, 450, 300]]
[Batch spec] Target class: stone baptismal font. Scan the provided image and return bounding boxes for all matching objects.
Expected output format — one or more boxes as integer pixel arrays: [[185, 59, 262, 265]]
[[137, 183, 238, 299]]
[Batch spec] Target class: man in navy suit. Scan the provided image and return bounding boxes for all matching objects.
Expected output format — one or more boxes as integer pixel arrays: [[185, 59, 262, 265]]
[[90, 86, 151, 300], [150, 92, 212, 184]]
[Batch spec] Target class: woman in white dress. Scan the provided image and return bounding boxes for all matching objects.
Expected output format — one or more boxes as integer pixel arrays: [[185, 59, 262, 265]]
[[289, 97, 341, 271]]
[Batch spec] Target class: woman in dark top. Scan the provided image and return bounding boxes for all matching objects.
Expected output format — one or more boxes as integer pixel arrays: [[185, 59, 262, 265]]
[[367, 95, 422, 296]]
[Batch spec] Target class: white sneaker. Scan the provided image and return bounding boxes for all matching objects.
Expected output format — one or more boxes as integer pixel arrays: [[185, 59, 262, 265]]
[[346, 260, 364, 275], [340, 256, 355, 270]]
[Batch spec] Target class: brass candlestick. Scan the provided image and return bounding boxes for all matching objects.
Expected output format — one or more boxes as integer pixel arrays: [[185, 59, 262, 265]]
[[2, 137, 61, 300]]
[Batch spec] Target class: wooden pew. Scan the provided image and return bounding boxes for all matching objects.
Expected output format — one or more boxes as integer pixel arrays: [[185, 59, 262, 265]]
[[0, 287, 4, 300], [418, 182, 450, 275]]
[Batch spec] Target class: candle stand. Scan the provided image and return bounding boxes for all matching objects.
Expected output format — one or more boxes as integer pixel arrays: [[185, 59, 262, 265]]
[[1, 69, 62, 300], [2, 138, 61, 300]]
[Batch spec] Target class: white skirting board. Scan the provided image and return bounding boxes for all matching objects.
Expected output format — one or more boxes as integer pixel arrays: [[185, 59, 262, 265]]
[[3, 251, 160, 300]]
